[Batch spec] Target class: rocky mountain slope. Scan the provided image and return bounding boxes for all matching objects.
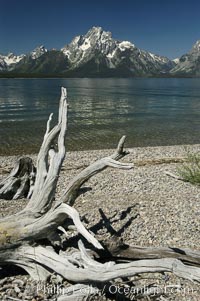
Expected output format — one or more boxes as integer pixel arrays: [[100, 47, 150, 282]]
[[170, 40, 200, 76]]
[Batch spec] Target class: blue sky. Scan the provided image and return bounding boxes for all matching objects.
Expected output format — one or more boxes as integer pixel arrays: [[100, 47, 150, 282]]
[[1, 0, 200, 59]]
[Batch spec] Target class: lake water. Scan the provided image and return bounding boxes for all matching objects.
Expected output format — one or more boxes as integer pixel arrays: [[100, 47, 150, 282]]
[[0, 78, 200, 155]]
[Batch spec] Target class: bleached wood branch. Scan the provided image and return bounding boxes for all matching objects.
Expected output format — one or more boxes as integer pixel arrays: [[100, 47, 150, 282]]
[[26, 87, 68, 214]]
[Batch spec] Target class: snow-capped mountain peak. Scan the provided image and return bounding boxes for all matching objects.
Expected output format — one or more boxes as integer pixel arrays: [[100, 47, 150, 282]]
[[60, 26, 174, 74], [61, 27, 118, 67], [4, 53, 25, 65], [86, 26, 104, 37], [61, 27, 137, 67], [0, 52, 25, 70], [191, 40, 200, 53], [31, 45, 47, 59]]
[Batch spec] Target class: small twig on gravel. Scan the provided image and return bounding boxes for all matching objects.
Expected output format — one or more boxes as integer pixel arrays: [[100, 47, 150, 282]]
[[165, 171, 186, 181]]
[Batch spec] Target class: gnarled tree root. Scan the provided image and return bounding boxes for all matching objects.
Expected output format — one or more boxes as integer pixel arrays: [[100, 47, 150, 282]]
[[0, 157, 36, 200]]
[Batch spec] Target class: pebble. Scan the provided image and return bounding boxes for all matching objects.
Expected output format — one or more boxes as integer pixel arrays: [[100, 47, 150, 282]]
[[14, 286, 21, 293]]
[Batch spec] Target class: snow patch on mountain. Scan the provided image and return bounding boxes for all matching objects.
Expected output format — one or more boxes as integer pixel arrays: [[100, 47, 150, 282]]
[[119, 41, 135, 51], [80, 38, 91, 51], [4, 53, 25, 65], [148, 52, 169, 64], [61, 48, 71, 58], [106, 48, 117, 59], [172, 58, 180, 64]]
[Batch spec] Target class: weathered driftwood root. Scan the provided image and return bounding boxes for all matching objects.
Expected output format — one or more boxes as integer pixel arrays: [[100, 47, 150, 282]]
[[0, 157, 36, 199], [3, 241, 200, 283], [0, 87, 200, 301]]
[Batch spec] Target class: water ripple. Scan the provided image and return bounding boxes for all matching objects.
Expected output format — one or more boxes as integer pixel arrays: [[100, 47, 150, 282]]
[[0, 78, 200, 154]]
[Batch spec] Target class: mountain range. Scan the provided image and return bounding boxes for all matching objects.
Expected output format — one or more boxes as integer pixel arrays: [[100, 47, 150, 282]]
[[0, 26, 200, 77]]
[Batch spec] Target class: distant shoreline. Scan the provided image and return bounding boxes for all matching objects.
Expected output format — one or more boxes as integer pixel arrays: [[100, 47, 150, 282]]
[[0, 74, 198, 79], [0, 143, 200, 159], [0, 143, 200, 157]]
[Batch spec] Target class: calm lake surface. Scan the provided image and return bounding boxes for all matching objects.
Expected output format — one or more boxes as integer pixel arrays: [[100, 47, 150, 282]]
[[1, 78, 200, 155]]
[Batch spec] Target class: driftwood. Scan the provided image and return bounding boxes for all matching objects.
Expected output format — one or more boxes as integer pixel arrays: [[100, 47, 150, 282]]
[[0, 157, 36, 199], [0, 87, 200, 300]]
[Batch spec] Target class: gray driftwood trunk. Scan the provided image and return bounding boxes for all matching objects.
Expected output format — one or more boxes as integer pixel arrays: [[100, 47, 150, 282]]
[[0, 157, 36, 199]]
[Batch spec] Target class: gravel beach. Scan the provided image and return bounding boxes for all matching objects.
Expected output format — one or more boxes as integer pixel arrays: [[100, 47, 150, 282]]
[[0, 144, 200, 300]]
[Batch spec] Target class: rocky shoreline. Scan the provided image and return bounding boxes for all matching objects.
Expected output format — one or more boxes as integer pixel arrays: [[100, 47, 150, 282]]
[[0, 144, 200, 300]]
